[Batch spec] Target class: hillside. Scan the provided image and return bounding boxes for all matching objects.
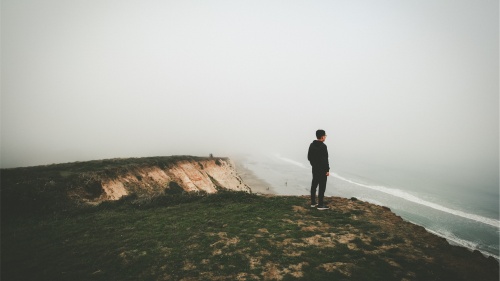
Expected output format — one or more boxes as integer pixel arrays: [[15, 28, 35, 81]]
[[1, 156, 249, 217], [1, 156, 499, 280]]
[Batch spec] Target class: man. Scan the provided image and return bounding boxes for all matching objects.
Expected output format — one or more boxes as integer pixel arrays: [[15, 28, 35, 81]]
[[307, 129, 330, 210]]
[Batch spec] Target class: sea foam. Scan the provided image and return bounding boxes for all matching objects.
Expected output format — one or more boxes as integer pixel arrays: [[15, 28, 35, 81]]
[[331, 173, 500, 228], [274, 154, 308, 169], [426, 228, 500, 260], [273, 154, 500, 229]]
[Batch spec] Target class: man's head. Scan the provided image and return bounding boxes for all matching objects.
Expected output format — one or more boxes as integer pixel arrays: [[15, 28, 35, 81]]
[[316, 129, 327, 141]]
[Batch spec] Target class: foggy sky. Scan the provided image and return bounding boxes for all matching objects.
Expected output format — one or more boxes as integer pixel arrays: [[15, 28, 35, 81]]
[[1, 0, 498, 187]]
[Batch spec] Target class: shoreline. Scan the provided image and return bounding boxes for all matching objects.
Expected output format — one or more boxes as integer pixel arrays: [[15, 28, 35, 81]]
[[231, 155, 499, 260], [230, 155, 277, 195]]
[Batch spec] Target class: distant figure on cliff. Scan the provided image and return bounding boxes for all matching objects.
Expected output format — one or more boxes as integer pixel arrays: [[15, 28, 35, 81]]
[[307, 129, 330, 210]]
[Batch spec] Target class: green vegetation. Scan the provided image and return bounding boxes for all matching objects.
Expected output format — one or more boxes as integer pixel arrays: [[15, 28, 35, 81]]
[[0, 156, 223, 219], [1, 156, 498, 280], [2, 191, 498, 281]]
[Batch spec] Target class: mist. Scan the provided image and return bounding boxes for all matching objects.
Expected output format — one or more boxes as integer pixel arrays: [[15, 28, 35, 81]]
[[1, 0, 498, 190]]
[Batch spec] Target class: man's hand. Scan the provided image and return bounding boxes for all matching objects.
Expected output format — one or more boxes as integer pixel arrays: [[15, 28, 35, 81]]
[[326, 172, 330, 176]]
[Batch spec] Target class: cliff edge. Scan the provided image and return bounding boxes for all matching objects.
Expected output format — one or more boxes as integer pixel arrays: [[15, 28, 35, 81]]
[[1, 156, 499, 280], [1, 156, 250, 215]]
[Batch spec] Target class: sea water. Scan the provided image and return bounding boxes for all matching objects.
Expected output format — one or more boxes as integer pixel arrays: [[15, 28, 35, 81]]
[[238, 153, 500, 260]]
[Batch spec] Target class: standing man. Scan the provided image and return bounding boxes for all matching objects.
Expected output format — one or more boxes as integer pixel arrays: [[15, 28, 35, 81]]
[[307, 129, 330, 210]]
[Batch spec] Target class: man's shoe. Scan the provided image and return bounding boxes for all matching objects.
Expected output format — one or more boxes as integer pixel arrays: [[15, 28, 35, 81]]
[[317, 205, 329, 210], [311, 204, 318, 208]]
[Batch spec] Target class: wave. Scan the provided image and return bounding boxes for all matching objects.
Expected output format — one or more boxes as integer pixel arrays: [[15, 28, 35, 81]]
[[274, 154, 308, 169], [272, 154, 500, 229], [426, 228, 500, 260], [332, 173, 500, 228]]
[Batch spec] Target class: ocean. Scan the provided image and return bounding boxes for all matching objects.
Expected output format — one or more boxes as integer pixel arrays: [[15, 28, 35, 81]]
[[237, 153, 500, 260]]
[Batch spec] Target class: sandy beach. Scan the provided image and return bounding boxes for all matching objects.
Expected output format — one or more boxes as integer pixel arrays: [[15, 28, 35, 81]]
[[230, 155, 276, 195]]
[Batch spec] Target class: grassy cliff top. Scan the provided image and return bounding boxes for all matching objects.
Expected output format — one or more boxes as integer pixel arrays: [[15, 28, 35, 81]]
[[1, 155, 224, 173], [0, 155, 231, 217], [2, 191, 498, 281]]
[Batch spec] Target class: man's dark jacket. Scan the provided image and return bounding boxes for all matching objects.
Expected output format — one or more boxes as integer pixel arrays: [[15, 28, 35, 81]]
[[307, 140, 330, 172]]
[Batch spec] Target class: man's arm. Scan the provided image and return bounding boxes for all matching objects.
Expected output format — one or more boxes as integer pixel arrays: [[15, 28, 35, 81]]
[[325, 145, 330, 176], [307, 144, 312, 162]]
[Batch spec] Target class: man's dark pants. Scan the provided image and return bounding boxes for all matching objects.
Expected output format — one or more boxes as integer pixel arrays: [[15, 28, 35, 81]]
[[311, 168, 327, 206]]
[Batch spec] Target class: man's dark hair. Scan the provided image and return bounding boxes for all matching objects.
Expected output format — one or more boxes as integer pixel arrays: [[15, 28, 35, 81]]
[[316, 129, 326, 139]]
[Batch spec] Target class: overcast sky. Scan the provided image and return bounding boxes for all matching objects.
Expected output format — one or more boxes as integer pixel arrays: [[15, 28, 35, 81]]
[[1, 0, 498, 187]]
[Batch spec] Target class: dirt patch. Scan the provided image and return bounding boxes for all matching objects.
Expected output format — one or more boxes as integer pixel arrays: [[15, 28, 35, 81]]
[[248, 256, 262, 270], [292, 205, 307, 213], [183, 261, 197, 271], [336, 233, 357, 244], [209, 232, 240, 256], [288, 262, 308, 278], [262, 262, 283, 280], [283, 249, 305, 257], [300, 221, 331, 233], [119, 250, 147, 265], [274, 238, 307, 248], [318, 262, 355, 276], [261, 262, 309, 280], [302, 235, 336, 247], [258, 228, 269, 234]]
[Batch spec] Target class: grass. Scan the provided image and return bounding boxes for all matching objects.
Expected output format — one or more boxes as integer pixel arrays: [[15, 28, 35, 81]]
[[2, 156, 498, 280], [3, 190, 498, 281], [0, 156, 226, 219], [0, 192, 373, 280], [1, 190, 495, 280]]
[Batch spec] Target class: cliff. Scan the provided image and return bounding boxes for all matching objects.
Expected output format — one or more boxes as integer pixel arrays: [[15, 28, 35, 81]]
[[2, 193, 499, 280], [0, 156, 499, 281], [1, 156, 498, 280], [71, 156, 250, 202], [1, 156, 250, 215]]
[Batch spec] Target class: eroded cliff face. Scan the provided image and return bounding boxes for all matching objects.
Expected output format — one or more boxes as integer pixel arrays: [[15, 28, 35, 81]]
[[0, 156, 252, 213], [67, 157, 250, 203], [0, 156, 257, 217]]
